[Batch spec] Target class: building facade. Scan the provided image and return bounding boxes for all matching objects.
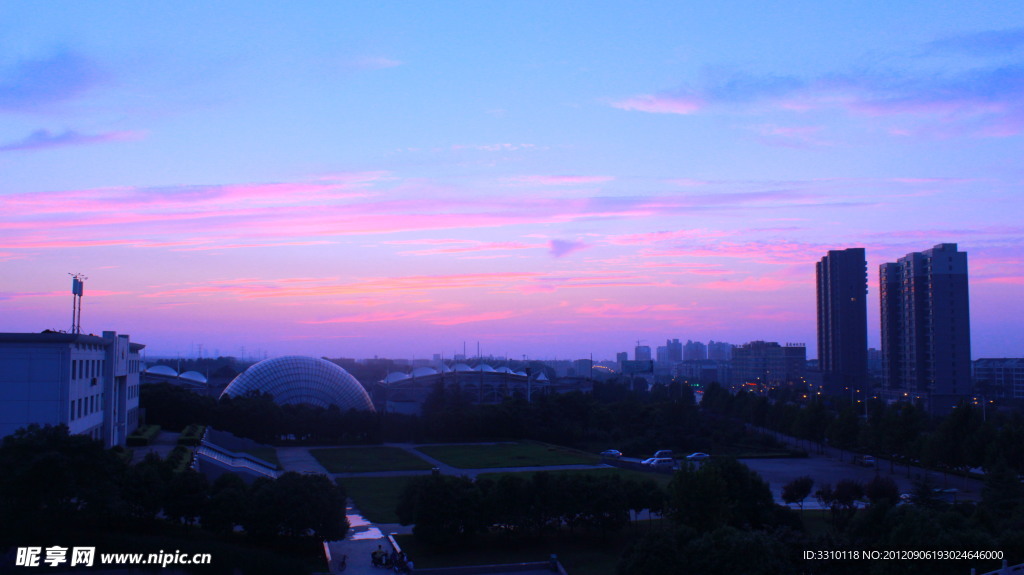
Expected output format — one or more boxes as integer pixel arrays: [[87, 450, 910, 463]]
[[729, 341, 807, 391], [879, 243, 971, 412], [0, 331, 145, 447], [973, 358, 1024, 400], [684, 340, 708, 361], [816, 248, 869, 398]]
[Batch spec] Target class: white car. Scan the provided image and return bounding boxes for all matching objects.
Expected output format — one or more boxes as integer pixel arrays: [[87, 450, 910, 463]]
[[685, 452, 710, 461], [600, 449, 622, 458], [641, 457, 675, 470]]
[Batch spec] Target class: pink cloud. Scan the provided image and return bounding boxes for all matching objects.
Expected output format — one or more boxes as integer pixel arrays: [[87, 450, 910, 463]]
[[508, 175, 615, 186], [751, 124, 833, 148], [574, 302, 691, 319], [428, 311, 518, 325], [386, 239, 543, 256], [611, 94, 704, 115], [608, 229, 724, 246], [695, 276, 795, 292], [141, 273, 544, 301], [348, 56, 402, 70]]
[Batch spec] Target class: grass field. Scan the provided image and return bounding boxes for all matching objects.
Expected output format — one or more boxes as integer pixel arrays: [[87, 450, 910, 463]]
[[415, 442, 599, 469], [341, 475, 418, 524], [310, 446, 434, 473], [477, 465, 673, 490]]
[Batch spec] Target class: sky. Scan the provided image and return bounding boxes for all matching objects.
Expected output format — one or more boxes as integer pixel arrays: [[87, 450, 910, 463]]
[[2, 2, 1023, 361]]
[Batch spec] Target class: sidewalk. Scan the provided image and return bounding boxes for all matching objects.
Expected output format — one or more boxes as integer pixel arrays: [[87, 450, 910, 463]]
[[325, 502, 401, 574]]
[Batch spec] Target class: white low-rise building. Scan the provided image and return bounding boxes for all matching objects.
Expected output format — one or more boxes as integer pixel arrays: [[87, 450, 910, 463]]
[[0, 330, 145, 447]]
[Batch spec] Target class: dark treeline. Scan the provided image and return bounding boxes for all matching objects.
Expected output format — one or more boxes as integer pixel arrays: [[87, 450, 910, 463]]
[[0, 424, 346, 574], [396, 471, 663, 548], [142, 379, 784, 457], [700, 382, 1024, 477], [622, 454, 1023, 575]]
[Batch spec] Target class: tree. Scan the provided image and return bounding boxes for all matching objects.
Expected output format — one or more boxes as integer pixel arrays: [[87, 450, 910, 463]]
[[397, 474, 485, 547], [163, 469, 209, 525], [617, 529, 686, 575], [782, 476, 814, 511], [202, 472, 248, 534], [681, 526, 795, 575], [865, 475, 900, 506], [668, 458, 776, 532], [0, 424, 127, 539]]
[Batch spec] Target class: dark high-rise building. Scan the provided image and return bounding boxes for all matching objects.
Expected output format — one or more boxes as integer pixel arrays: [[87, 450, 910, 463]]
[[683, 339, 707, 361], [635, 345, 652, 362], [879, 243, 971, 413], [816, 248, 868, 397], [665, 339, 683, 362], [707, 340, 733, 360]]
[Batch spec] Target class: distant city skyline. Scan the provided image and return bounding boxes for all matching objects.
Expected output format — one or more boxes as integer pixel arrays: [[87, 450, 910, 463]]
[[2, 3, 1022, 360]]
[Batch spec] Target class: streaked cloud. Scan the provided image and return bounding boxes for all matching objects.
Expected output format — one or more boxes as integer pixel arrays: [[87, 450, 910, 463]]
[[0, 48, 103, 111], [0, 129, 143, 152], [613, 36, 1024, 138], [549, 239, 589, 258], [610, 93, 704, 115], [507, 175, 614, 186], [925, 27, 1024, 57], [347, 56, 403, 70]]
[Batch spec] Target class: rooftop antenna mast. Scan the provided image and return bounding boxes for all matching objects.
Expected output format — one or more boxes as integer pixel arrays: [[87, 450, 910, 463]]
[[69, 273, 87, 334]]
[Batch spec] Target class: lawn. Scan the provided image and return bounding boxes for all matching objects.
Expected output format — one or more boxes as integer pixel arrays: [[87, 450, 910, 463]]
[[340, 475, 418, 524], [415, 442, 599, 469], [477, 466, 674, 490], [310, 446, 435, 473]]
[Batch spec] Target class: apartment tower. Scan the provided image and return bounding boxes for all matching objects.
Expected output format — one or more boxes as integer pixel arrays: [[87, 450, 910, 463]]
[[816, 248, 869, 398], [879, 243, 971, 412]]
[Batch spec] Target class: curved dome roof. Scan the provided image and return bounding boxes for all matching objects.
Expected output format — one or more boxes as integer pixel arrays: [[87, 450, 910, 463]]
[[410, 366, 438, 378], [220, 356, 374, 411], [179, 371, 208, 383], [383, 372, 410, 384], [452, 363, 475, 372], [146, 365, 178, 377], [476, 364, 496, 372]]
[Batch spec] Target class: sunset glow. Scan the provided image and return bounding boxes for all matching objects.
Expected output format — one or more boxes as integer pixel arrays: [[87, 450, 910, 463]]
[[2, 3, 1022, 360]]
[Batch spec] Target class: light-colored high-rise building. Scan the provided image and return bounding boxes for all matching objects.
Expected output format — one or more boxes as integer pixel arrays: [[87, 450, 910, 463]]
[[880, 243, 971, 412]]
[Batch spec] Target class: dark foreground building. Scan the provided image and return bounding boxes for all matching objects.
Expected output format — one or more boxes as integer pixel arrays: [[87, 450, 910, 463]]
[[816, 248, 869, 398]]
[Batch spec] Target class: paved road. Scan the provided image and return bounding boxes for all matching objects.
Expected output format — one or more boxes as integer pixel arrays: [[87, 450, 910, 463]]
[[742, 427, 984, 507]]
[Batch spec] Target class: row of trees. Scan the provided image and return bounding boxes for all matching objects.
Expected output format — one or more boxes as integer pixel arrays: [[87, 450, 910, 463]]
[[0, 424, 348, 549], [700, 382, 1024, 477], [396, 471, 664, 547], [142, 380, 733, 455], [618, 457, 1023, 575]]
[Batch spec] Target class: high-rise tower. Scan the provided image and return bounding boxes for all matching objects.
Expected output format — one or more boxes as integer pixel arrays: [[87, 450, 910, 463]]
[[879, 243, 971, 412], [816, 248, 869, 398]]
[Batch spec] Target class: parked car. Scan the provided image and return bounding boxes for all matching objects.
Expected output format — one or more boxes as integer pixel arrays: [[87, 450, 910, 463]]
[[860, 455, 876, 467], [685, 452, 710, 461], [641, 457, 675, 470], [652, 450, 674, 459], [600, 449, 623, 459]]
